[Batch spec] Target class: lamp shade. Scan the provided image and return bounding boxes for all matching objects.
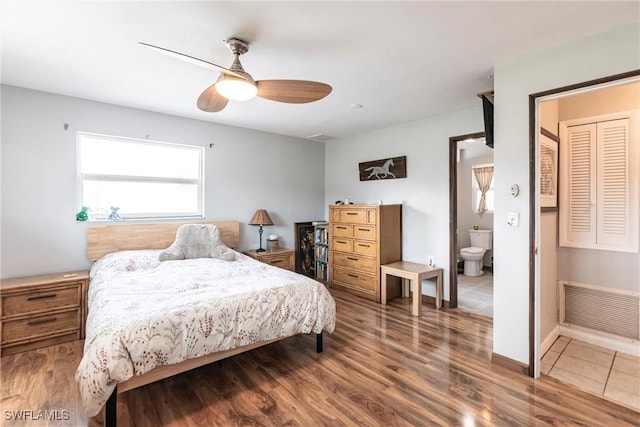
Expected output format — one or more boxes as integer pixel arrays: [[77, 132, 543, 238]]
[[249, 209, 274, 226]]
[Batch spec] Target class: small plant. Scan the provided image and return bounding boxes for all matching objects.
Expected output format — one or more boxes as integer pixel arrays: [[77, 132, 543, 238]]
[[76, 206, 90, 221]]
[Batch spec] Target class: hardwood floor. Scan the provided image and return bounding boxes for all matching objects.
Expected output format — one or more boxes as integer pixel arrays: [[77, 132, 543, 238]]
[[2, 289, 638, 426]]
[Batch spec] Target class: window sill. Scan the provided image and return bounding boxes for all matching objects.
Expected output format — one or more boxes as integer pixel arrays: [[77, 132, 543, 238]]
[[77, 215, 205, 224]]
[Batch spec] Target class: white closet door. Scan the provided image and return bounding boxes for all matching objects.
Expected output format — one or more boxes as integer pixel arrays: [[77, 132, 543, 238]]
[[561, 123, 596, 247], [596, 118, 630, 247], [560, 110, 639, 253]]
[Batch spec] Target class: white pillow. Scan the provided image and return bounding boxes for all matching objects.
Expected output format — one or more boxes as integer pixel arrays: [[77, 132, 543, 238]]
[[159, 224, 235, 261]]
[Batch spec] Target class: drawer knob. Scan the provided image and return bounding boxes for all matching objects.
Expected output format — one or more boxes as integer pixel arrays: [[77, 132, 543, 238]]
[[346, 212, 357, 216], [347, 257, 358, 261], [357, 228, 370, 232], [337, 226, 347, 230], [347, 273, 359, 278], [28, 317, 57, 325], [358, 244, 370, 247], [337, 240, 347, 244], [271, 260, 282, 264], [27, 293, 57, 301]]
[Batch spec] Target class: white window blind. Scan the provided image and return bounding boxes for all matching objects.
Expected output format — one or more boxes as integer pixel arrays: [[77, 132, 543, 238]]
[[77, 133, 204, 220]]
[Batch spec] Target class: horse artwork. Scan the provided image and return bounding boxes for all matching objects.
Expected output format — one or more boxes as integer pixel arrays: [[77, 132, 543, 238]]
[[359, 156, 407, 181], [366, 158, 395, 179]]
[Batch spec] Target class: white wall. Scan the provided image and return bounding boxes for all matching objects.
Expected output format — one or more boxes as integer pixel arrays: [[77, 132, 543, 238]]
[[493, 23, 640, 363], [1, 85, 326, 278], [325, 107, 483, 301]]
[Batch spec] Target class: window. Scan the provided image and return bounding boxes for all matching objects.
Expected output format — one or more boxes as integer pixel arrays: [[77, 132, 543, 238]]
[[77, 132, 204, 220], [472, 163, 494, 213]]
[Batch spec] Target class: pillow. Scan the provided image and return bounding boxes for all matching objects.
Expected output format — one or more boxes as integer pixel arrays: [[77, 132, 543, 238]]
[[159, 224, 235, 261], [90, 250, 162, 279]]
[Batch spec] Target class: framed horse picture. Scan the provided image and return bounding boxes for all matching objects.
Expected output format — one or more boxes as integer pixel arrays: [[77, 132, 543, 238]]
[[359, 156, 407, 181]]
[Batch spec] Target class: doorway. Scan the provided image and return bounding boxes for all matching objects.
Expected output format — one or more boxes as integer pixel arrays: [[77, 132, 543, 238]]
[[448, 131, 486, 310], [530, 70, 640, 381]]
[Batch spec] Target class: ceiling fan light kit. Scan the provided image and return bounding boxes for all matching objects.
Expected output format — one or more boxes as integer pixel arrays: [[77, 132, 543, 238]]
[[140, 37, 331, 112], [216, 74, 257, 101]]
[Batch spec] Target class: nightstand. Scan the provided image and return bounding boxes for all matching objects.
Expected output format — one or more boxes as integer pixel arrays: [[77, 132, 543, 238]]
[[243, 248, 295, 271], [1, 271, 89, 356]]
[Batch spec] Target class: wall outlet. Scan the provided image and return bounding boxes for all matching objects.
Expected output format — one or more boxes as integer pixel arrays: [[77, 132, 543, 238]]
[[428, 256, 435, 267]]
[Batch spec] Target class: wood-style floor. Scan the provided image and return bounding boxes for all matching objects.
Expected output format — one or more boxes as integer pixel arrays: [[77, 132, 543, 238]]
[[2, 289, 639, 426]]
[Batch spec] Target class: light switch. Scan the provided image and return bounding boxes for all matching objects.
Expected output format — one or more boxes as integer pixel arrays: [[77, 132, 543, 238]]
[[507, 212, 520, 227]]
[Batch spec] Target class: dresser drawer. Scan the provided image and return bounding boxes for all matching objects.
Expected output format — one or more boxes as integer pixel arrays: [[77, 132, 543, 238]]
[[261, 254, 293, 270], [353, 225, 376, 240], [339, 209, 369, 224], [331, 237, 353, 253], [332, 267, 377, 295], [2, 308, 81, 344], [353, 240, 377, 256], [2, 284, 81, 318], [332, 224, 353, 238], [332, 252, 377, 274]]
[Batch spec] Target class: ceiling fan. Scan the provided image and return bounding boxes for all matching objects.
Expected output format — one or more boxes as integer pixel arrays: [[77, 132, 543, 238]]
[[140, 38, 332, 113]]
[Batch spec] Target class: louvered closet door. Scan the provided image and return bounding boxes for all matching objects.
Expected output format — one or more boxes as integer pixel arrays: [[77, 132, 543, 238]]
[[596, 118, 632, 248], [560, 112, 639, 253], [563, 123, 596, 247]]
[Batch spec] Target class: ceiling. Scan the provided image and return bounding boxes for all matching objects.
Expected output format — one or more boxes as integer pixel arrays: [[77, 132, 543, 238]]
[[1, 1, 638, 140]]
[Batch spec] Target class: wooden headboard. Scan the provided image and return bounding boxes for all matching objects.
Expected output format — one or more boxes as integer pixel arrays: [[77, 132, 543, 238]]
[[87, 221, 240, 261]]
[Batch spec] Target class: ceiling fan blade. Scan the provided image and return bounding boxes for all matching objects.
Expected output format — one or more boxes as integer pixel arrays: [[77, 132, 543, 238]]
[[197, 84, 229, 112], [256, 80, 332, 104], [139, 42, 246, 79]]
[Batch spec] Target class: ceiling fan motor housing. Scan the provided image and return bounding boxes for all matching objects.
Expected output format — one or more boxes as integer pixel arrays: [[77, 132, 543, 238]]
[[226, 38, 249, 56]]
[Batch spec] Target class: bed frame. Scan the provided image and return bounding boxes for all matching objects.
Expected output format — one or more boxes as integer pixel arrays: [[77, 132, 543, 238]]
[[86, 221, 324, 427], [87, 220, 241, 261]]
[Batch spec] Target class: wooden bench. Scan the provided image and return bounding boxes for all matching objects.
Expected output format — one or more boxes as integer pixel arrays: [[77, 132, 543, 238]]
[[380, 261, 443, 316]]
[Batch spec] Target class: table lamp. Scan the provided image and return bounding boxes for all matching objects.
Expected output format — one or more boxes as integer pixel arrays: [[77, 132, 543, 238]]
[[248, 209, 274, 252]]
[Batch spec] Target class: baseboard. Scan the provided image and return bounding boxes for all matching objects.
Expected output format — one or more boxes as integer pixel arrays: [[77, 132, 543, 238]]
[[540, 325, 560, 355], [491, 352, 529, 375], [559, 325, 640, 357]]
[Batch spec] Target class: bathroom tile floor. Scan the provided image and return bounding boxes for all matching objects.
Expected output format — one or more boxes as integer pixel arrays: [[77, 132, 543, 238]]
[[543, 336, 640, 411], [457, 271, 493, 317]]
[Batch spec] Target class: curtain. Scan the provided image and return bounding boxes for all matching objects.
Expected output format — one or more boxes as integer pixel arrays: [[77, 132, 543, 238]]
[[474, 166, 494, 213]]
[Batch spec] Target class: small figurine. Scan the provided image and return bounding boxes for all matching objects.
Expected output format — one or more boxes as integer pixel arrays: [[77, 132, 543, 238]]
[[107, 207, 122, 221], [76, 206, 90, 221]]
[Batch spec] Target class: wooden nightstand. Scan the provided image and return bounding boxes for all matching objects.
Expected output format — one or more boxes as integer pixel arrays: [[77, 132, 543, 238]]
[[1, 271, 89, 356], [243, 248, 295, 271]]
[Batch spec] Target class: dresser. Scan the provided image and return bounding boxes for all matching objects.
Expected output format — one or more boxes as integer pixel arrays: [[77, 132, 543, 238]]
[[329, 204, 402, 302], [1, 271, 89, 356], [243, 248, 295, 271]]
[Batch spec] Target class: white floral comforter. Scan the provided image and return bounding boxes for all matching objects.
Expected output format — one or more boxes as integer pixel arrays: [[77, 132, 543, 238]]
[[75, 250, 336, 417]]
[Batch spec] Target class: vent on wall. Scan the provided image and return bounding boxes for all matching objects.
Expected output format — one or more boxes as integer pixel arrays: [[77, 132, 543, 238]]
[[307, 133, 337, 142], [560, 281, 640, 341]]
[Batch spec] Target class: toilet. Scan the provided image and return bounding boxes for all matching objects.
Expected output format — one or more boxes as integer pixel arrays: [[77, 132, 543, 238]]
[[460, 230, 492, 276]]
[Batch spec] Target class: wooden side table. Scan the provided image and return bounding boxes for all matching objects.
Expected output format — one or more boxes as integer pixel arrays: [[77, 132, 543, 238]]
[[380, 261, 443, 317], [243, 248, 295, 271], [1, 271, 89, 355]]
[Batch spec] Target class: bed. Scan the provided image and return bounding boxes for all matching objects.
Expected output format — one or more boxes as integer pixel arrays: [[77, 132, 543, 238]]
[[75, 221, 336, 426]]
